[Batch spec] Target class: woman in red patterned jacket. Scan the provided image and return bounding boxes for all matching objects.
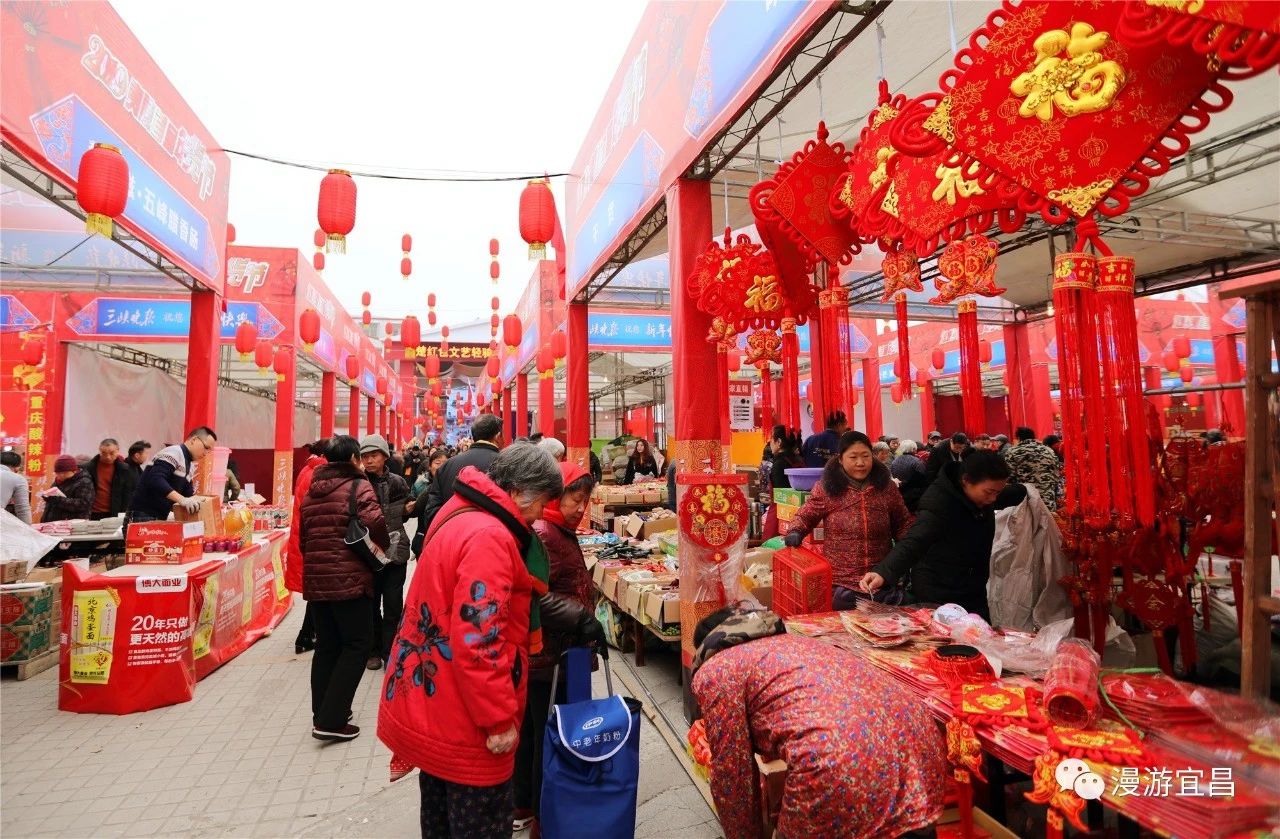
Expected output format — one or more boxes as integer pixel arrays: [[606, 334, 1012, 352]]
[[784, 430, 913, 609]]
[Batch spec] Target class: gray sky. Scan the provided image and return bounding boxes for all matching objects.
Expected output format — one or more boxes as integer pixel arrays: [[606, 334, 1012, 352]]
[[113, 0, 647, 326]]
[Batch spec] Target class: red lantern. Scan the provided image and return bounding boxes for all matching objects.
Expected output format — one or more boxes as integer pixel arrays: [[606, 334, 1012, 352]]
[[427, 292, 436, 308], [490, 262, 500, 281], [76, 143, 129, 237], [978, 340, 993, 364], [401, 257, 412, 279], [401, 316, 421, 353], [1186, 392, 1203, 407], [441, 325, 450, 339], [376, 375, 388, 396], [299, 308, 321, 349], [537, 346, 555, 375], [519, 179, 556, 259], [384, 322, 394, 336], [931, 349, 946, 371], [424, 354, 440, 381], [314, 229, 326, 251], [254, 339, 273, 371], [234, 321, 257, 359], [550, 330, 567, 364], [727, 349, 741, 373], [273, 346, 293, 383], [430, 380, 443, 397], [490, 296, 500, 312], [427, 311, 437, 327], [401, 233, 412, 254], [916, 370, 930, 389], [489, 238, 499, 257], [490, 313, 500, 330], [486, 356, 500, 378], [20, 335, 45, 367], [362, 310, 371, 326], [361, 291, 372, 308], [1172, 336, 1192, 359], [891, 382, 904, 404], [344, 355, 359, 381], [1162, 351, 1180, 372], [317, 169, 356, 253], [226, 223, 236, 244], [313, 252, 325, 273], [1180, 366, 1194, 383], [440, 339, 449, 355], [382, 337, 393, 353], [503, 315, 522, 351]]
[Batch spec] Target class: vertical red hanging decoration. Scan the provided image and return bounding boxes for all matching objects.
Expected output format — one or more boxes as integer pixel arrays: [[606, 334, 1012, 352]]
[[956, 300, 984, 436], [816, 270, 852, 422], [895, 293, 912, 400], [779, 317, 801, 431], [746, 329, 781, 431]]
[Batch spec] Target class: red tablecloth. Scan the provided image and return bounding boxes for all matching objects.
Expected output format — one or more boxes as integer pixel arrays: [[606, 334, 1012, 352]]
[[58, 530, 290, 714]]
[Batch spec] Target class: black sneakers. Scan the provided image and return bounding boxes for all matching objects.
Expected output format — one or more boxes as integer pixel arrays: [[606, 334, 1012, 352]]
[[312, 724, 360, 741]]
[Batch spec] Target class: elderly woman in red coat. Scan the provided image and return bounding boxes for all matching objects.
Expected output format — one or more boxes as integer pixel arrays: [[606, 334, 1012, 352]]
[[691, 607, 947, 839], [784, 430, 913, 609], [379, 443, 565, 839]]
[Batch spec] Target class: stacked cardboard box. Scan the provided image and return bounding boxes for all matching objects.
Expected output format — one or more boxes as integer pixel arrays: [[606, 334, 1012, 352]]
[[1, 582, 53, 663], [590, 560, 681, 638]]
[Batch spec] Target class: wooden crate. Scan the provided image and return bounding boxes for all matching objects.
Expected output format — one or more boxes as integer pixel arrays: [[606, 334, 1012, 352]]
[[1, 647, 57, 681]]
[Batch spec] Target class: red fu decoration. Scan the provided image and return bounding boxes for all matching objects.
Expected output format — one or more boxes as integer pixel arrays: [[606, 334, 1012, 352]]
[[318, 170, 356, 253], [299, 308, 321, 351], [519, 180, 556, 259], [76, 143, 129, 238], [956, 300, 985, 437], [234, 321, 258, 360], [1118, 0, 1280, 79], [895, 293, 913, 400]]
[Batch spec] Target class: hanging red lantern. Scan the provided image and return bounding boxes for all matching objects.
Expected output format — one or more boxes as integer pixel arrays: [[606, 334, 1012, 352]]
[[519, 179, 556, 259], [490, 313, 500, 330], [344, 355, 359, 381], [76, 143, 129, 238], [440, 339, 449, 355], [550, 330, 567, 365], [234, 321, 258, 360], [317, 169, 356, 253], [361, 291, 371, 308], [313, 252, 325, 273], [979, 340, 993, 365], [490, 296, 500, 312], [891, 382, 904, 404], [273, 346, 294, 383], [20, 335, 45, 368], [401, 315, 421, 355], [931, 348, 946, 371], [441, 325, 450, 339], [376, 375, 388, 396], [362, 310, 372, 326], [1162, 351, 1180, 372], [486, 355, 500, 378], [299, 308, 321, 350], [384, 322, 394, 336], [402, 233, 413, 254], [727, 349, 741, 373], [427, 292, 436, 308], [227, 223, 236, 244], [427, 311, 437, 327], [536, 346, 555, 376], [1179, 366, 1194, 383], [430, 380, 443, 398], [489, 238, 499, 257], [382, 337, 393, 354], [314, 229, 326, 251], [401, 257, 412, 279], [503, 315, 523, 351], [254, 339, 273, 371], [490, 262, 500, 281], [916, 370, 930, 389], [424, 354, 440, 382], [1186, 392, 1203, 407], [1172, 336, 1192, 359]]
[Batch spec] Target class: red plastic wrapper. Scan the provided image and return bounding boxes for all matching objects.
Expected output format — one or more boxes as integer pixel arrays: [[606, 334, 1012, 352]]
[[1044, 638, 1101, 729]]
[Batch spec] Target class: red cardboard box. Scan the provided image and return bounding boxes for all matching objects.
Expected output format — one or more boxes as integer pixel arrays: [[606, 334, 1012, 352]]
[[126, 522, 205, 565]]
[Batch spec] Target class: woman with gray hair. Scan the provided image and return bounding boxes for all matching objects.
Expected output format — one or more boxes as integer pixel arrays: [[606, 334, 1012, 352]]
[[378, 443, 563, 839], [891, 439, 930, 512]]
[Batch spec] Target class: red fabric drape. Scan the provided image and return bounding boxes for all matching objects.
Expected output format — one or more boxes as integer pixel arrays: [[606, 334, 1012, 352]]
[[862, 357, 883, 440], [1030, 364, 1055, 437], [185, 290, 221, 434], [919, 379, 935, 441], [1002, 323, 1031, 430], [348, 385, 360, 436], [567, 303, 590, 448], [957, 300, 985, 436], [516, 373, 530, 438], [895, 294, 912, 400], [319, 371, 336, 439]]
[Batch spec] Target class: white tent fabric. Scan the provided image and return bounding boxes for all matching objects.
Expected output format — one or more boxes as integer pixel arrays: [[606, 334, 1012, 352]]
[[62, 345, 317, 458]]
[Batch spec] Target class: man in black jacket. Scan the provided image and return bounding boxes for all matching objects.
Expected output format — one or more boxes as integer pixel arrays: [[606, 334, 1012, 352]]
[[925, 432, 973, 484], [128, 427, 216, 522], [85, 438, 138, 519], [414, 414, 503, 552], [359, 434, 412, 671]]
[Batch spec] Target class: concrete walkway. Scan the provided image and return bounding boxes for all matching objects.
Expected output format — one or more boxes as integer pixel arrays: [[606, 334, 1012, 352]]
[[1, 577, 720, 838]]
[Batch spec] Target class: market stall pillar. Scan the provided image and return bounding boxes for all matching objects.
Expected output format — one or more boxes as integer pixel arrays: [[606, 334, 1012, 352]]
[[184, 289, 221, 435], [389, 409, 398, 449], [348, 383, 360, 437], [566, 302, 591, 469], [919, 378, 935, 441], [365, 396, 376, 436], [274, 347, 295, 506], [1211, 315, 1246, 437], [320, 371, 336, 439], [862, 357, 883, 441], [504, 385, 515, 441], [538, 364, 555, 439], [1029, 364, 1055, 437], [516, 371, 530, 438], [399, 360, 417, 445], [379, 403, 388, 438], [1003, 323, 1032, 431]]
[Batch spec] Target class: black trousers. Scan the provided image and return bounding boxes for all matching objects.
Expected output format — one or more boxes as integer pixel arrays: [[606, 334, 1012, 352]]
[[295, 601, 315, 644], [512, 675, 567, 815], [418, 771, 512, 839], [371, 563, 408, 661], [310, 597, 374, 730]]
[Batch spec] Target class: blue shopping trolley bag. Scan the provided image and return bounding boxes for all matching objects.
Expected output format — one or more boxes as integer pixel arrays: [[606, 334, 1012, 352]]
[[540, 645, 642, 839]]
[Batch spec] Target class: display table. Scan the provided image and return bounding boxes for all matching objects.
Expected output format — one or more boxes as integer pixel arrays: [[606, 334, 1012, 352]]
[[57, 530, 291, 715]]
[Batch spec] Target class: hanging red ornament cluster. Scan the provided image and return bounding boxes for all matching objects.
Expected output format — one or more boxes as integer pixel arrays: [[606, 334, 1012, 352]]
[[519, 179, 556, 259], [489, 239, 500, 285], [234, 321, 258, 360], [76, 143, 129, 238], [299, 308, 321, 351], [361, 290, 371, 326], [933, 234, 1004, 304], [318, 169, 356, 253]]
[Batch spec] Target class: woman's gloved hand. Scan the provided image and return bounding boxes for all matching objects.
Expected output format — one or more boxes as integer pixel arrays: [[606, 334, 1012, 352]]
[[576, 613, 605, 647], [783, 531, 803, 548]]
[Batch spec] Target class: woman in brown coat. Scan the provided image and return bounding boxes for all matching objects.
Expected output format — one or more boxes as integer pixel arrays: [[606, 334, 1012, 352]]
[[300, 435, 390, 741]]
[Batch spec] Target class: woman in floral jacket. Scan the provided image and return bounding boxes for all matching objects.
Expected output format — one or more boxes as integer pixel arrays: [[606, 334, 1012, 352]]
[[784, 431, 913, 608]]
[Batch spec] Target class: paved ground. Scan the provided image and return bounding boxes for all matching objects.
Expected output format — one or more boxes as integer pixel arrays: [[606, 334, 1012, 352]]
[[1, 573, 720, 839]]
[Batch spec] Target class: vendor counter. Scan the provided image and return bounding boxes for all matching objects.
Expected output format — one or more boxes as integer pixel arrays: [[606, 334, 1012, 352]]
[[57, 530, 291, 715]]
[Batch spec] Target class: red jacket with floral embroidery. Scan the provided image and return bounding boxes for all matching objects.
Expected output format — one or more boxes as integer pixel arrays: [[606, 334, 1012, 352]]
[[785, 479, 913, 589]]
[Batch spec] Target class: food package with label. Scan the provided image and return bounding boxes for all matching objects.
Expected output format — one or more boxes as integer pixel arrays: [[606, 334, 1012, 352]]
[[69, 587, 118, 682], [1, 622, 51, 662], [126, 522, 205, 565], [1, 583, 52, 626]]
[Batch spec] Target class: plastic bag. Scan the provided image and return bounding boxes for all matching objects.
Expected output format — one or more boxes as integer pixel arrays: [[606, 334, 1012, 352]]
[[0, 509, 60, 572]]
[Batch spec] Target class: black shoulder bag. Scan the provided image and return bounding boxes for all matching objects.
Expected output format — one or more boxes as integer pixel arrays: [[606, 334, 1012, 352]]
[[344, 477, 390, 572]]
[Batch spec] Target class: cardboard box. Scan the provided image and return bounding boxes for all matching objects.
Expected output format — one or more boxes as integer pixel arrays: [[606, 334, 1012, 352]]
[[625, 492, 645, 505], [642, 589, 681, 632], [751, 585, 773, 610], [0, 620, 50, 662], [773, 487, 809, 507], [0, 584, 52, 626], [625, 514, 678, 540], [0, 561, 27, 584], [774, 502, 801, 524], [624, 583, 653, 621], [172, 495, 224, 537], [126, 521, 205, 565]]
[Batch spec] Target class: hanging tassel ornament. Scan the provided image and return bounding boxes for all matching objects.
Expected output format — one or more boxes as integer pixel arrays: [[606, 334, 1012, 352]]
[[779, 317, 802, 431], [895, 293, 912, 400], [956, 300, 984, 436], [817, 270, 852, 420]]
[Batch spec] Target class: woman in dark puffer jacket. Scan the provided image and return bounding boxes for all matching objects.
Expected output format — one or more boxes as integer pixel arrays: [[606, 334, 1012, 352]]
[[300, 435, 390, 741]]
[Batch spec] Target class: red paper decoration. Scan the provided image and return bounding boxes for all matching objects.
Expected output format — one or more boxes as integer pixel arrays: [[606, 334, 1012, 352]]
[[1117, 0, 1280, 78], [20, 335, 45, 368], [344, 355, 359, 380], [424, 354, 440, 382], [503, 315, 523, 352], [299, 308, 321, 350], [254, 339, 273, 371], [519, 179, 556, 259], [678, 480, 749, 553], [318, 169, 356, 253], [76, 143, 128, 238], [234, 321, 257, 359], [880, 245, 924, 301], [314, 229, 326, 251], [744, 329, 782, 367], [933, 233, 1005, 304]]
